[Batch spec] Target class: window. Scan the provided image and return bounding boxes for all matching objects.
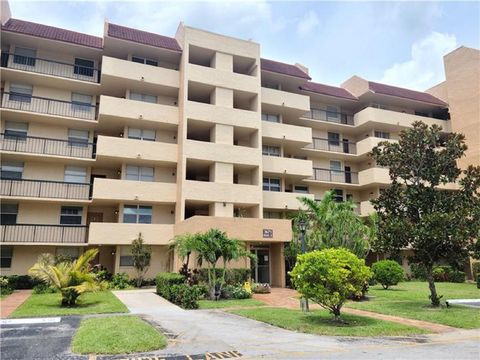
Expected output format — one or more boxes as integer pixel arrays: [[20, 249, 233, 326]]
[[56, 247, 80, 261], [1, 161, 23, 179], [415, 111, 429, 117], [129, 92, 157, 104], [372, 103, 387, 110], [5, 121, 28, 139], [294, 185, 309, 194], [132, 56, 158, 67], [326, 106, 339, 120], [346, 194, 353, 201], [123, 205, 152, 224], [60, 206, 83, 225], [74, 58, 94, 77], [328, 132, 340, 146], [263, 211, 281, 219], [261, 113, 280, 123], [263, 83, 280, 90], [71, 93, 92, 112], [126, 166, 154, 182], [64, 166, 86, 183], [9, 83, 32, 102], [0, 203, 18, 225], [127, 128, 155, 141], [263, 177, 281, 192], [13, 47, 36, 66], [330, 160, 342, 172], [262, 145, 280, 157], [0, 246, 13, 268], [374, 131, 390, 139], [332, 189, 344, 202], [68, 129, 89, 147], [119, 246, 134, 266]]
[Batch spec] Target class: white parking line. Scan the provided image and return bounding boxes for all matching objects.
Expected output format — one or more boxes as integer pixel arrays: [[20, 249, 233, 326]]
[[1, 317, 61, 325]]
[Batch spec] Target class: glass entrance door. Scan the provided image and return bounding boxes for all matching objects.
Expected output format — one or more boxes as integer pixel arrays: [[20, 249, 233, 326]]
[[251, 247, 270, 284]]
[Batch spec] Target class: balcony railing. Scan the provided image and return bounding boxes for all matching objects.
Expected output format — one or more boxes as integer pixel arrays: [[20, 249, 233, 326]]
[[307, 137, 357, 154], [1, 53, 100, 83], [303, 108, 354, 125], [1, 178, 91, 200], [1, 224, 87, 243], [312, 168, 359, 184], [1, 92, 97, 120], [0, 133, 94, 158]]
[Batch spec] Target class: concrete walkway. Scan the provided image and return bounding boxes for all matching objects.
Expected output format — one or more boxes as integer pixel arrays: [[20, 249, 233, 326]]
[[113, 289, 480, 360], [253, 288, 456, 333], [0, 290, 32, 318]]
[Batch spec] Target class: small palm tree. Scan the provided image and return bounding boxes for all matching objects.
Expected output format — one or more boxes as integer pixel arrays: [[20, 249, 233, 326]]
[[29, 248, 104, 306]]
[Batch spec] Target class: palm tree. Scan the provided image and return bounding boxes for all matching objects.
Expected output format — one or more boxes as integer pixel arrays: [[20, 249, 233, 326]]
[[29, 248, 105, 306], [169, 233, 199, 269]]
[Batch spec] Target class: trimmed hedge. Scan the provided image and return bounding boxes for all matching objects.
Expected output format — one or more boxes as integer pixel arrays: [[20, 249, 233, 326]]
[[372, 260, 404, 289], [197, 268, 250, 286], [410, 265, 465, 283], [5, 275, 41, 289]]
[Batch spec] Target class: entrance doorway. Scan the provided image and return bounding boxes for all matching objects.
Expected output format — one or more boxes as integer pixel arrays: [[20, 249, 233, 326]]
[[251, 247, 270, 284]]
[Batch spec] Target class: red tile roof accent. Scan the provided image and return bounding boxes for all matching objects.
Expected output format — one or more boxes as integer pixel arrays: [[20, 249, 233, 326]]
[[368, 81, 447, 107], [107, 23, 182, 52], [1, 19, 103, 49], [300, 81, 358, 101], [261, 58, 311, 80]]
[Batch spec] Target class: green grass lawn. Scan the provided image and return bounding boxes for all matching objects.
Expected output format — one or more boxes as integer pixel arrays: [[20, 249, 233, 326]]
[[345, 282, 480, 329], [72, 315, 167, 354], [230, 307, 427, 336], [198, 298, 265, 309], [10, 291, 128, 318]]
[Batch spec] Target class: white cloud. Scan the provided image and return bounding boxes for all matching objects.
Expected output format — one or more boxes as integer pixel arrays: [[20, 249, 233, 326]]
[[296, 10, 319, 37], [379, 32, 457, 90]]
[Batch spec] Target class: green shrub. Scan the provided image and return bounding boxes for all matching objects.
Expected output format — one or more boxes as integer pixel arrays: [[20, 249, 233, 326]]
[[109, 273, 133, 290], [169, 284, 202, 309], [371, 260, 404, 290], [32, 283, 57, 294], [472, 263, 480, 281], [197, 268, 250, 286], [221, 284, 251, 299], [0, 277, 13, 296], [409, 263, 427, 280], [290, 248, 372, 320], [450, 270, 466, 283], [432, 266, 448, 282], [252, 283, 271, 294], [7, 275, 41, 289], [155, 273, 185, 300], [477, 273, 480, 289]]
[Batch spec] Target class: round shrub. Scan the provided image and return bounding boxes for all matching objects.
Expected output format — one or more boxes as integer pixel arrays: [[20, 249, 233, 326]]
[[290, 248, 372, 319], [372, 260, 405, 290], [32, 283, 57, 294], [109, 272, 133, 290]]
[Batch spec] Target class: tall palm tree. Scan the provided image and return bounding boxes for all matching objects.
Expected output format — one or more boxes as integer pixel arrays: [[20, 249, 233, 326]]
[[29, 248, 104, 306]]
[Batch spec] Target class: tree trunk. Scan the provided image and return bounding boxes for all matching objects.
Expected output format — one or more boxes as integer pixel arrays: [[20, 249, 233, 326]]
[[332, 306, 341, 321], [425, 266, 441, 306]]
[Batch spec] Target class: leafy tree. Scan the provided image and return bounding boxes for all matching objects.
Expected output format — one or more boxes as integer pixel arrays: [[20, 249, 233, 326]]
[[371, 260, 404, 289], [131, 233, 152, 287], [290, 248, 372, 320], [371, 121, 480, 306], [29, 248, 105, 306]]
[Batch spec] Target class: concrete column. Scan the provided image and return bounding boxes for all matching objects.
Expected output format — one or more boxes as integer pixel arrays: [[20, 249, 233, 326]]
[[210, 162, 233, 183], [210, 87, 233, 107], [209, 202, 233, 217], [270, 243, 286, 287], [210, 123, 233, 145], [210, 52, 233, 72]]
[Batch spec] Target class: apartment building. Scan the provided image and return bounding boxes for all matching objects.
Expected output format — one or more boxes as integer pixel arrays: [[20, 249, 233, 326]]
[[1, 5, 477, 285]]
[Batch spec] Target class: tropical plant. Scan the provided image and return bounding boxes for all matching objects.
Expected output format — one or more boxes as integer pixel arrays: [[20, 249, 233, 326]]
[[290, 248, 372, 320], [29, 249, 105, 306], [371, 260, 405, 289], [371, 121, 480, 306], [131, 233, 152, 287]]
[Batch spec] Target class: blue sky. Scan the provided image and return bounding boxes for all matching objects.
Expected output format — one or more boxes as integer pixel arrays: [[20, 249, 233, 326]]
[[8, 0, 480, 90]]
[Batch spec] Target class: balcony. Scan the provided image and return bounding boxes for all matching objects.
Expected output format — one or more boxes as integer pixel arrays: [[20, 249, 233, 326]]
[[1, 178, 90, 200], [98, 95, 178, 128], [262, 156, 312, 178], [183, 180, 260, 204], [306, 137, 357, 154], [1, 224, 87, 244], [1, 92, 96, 120], [92, 178, 176, 204], [302, 108, 354, 126], [263, 191, 314, 210], [175, 216, 292, 243], [88, 223, 174, 245], [261, 121, 311, 146], [261, 87, 310, 117], [185, 140, 261, 166], [95, 136, 177, 165], [354, 107, 451, 131], [358, 167, 390, 186], [1, 52, 100, 83], [101, 56, 179, 94], [311, 168, 359, 184], [0, 133, 94, 159]]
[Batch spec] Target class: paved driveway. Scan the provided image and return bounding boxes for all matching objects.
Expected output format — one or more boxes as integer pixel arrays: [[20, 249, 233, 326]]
[[113, 289, 480, 360]]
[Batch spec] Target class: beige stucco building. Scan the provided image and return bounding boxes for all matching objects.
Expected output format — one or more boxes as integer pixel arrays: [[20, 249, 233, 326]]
[[0, 5, 478, 285]]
